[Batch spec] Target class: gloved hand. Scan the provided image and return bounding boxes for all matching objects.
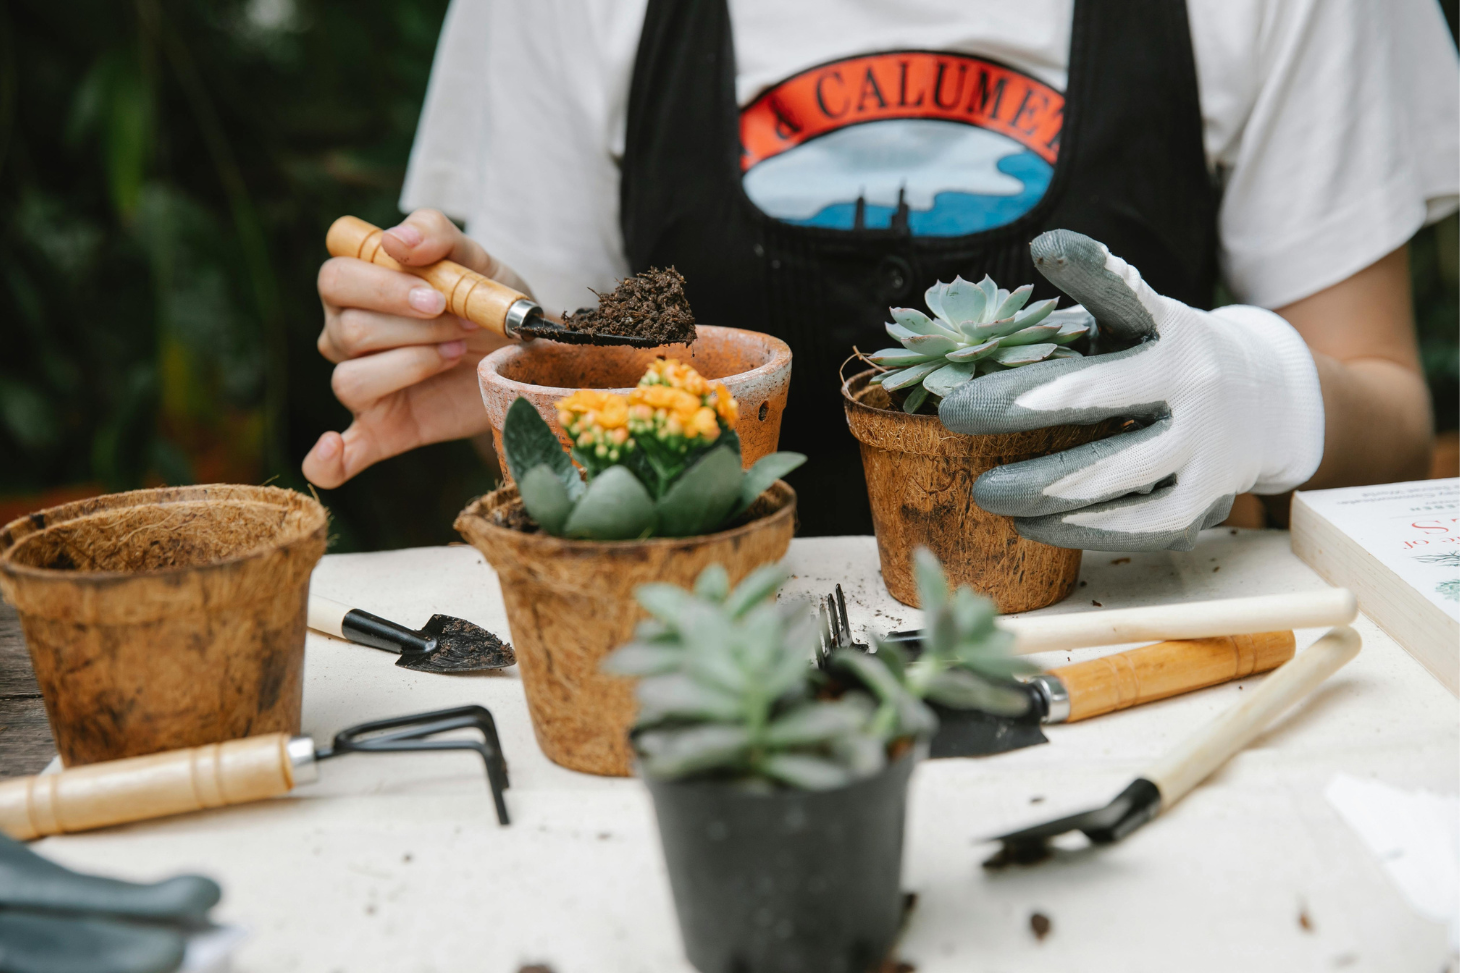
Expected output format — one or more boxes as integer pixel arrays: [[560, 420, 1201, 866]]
[[938, 230, 1324, 552], [0, 833, 221, 973]]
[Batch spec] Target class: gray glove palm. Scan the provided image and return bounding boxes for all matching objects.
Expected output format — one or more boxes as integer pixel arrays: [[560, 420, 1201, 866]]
[[938, 230, 1324, 552]]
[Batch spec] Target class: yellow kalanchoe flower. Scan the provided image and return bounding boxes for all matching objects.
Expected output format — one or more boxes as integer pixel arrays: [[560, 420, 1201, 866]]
[[558, 389, 634, 462]]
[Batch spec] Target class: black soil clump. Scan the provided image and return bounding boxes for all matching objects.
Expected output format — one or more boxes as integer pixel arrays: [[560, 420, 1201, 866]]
[[563, 267, 696, 344]]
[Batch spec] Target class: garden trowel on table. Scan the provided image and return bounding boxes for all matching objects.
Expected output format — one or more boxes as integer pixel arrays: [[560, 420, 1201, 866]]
[[307, 594, 515, 673], [326, 216, 672, 348], [817, 586, 1358, 758]]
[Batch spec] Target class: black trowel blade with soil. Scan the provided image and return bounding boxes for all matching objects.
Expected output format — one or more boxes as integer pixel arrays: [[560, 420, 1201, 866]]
[[928, 701, 1049, 758], [396, 614, 515, 672], [515, 315, 684, 349]]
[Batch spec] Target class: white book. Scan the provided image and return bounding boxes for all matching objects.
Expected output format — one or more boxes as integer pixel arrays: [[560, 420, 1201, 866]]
[[1291, 479, 1459, 695]]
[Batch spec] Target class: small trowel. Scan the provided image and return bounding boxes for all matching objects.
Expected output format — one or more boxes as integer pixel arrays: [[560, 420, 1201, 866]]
[[307, 594, 515, 673], [816, 586, 1299, 758], [326, 216, 674, 348]]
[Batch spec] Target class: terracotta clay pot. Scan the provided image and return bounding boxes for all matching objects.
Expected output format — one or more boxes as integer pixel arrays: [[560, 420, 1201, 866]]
[[455, 482, 796, 777], [0, 485, 327, 766], [478, 325, 792, 473], [842, 370, 1118, 614]]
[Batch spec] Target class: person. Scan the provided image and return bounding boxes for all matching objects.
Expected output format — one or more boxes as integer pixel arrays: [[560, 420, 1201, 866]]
[[305, 0, 1458, 546]]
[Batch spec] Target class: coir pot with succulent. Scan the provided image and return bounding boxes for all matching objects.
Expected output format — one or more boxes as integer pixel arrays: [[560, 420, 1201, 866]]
[[604, 553, 1029, 973], [456, 359, 805, 777], [842, 273, 1119, 613]]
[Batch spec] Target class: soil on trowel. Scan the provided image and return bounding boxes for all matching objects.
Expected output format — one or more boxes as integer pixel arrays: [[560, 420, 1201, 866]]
[[562, 267, 697, 344]]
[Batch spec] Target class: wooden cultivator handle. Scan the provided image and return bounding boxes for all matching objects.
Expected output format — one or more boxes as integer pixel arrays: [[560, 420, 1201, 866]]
[[1049, 631, 1296, 723], [0, 734, 301, 840], [326, 215, 535, 342]]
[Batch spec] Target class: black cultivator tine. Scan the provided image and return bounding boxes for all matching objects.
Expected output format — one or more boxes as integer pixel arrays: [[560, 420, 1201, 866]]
[[321, 705, 511, 825]]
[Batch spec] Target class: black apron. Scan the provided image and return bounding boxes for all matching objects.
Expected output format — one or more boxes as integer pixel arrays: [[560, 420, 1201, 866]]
[[621, 0, 1218, 536]]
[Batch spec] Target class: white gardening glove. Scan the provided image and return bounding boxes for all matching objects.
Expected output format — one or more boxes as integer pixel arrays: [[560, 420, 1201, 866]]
[[938, 230, 1324, 552]]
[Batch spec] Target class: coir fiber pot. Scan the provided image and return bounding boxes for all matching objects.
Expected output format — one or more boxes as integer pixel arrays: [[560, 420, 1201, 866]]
[[646, 750, 918, 973], [455, 481, 796, 777], [0, 485, 327, 766], [843, 369, 1119, 614], [478, 325, 792, 472]]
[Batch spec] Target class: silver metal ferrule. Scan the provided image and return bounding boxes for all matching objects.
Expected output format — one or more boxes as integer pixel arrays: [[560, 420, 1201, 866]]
[[1028, 674, 1070, 724], [287, 736, 320, 786], [503, 298, 541, 339]]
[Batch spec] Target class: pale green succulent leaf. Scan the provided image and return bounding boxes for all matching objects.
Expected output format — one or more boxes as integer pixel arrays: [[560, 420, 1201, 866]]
[[997, 323, 1063, 347], [832, 650, 937, 738], [1050, 347, 1085, 358], [938, 275, 989, 325], [635, 673, 742, 723], [944, 338, 1000, 362], [655, 445, 742, 537], [635, 582, 694, 623], [760, 753, 856, 791], [923, 669, 1032, 717], [602, 641, 686, 677], [731, 451, 806, 519], [880, 361, 942, 391], [693, 564, 730, 602], [921, 362, 978, 398], [518, 464, 574, 536], [886, 323, 919, 343], [901, 332, 960, 356], [891, 307, 960, 339], [923, 281, 949, 322], [992, 284, 1034, 320], [638, 724, 751, 779], [866, 347, 938, 367], [830, 728, 889, 777], [763, 698, 873, 747], [562, 465, 657, 539], [989, 342, 1059, 366], [901, 385, 930, 414], [913, 547, 949, 615], [1012, 299, 1058, 329], [722, 564, 791, 619]]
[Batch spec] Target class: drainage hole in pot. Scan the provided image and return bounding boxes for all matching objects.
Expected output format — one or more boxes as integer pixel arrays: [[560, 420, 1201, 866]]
[[758, 401, 768, 421]]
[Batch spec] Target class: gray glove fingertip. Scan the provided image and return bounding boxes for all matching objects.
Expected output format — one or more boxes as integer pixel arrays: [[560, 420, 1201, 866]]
[[937, 356, 1086, 436], [1011, 490, 1236, 552], [1030, 229, 1157, 343], [973, 420, 1174, 517]]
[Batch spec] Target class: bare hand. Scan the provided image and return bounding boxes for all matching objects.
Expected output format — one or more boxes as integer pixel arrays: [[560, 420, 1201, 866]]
[[303, 209, 532, 488]]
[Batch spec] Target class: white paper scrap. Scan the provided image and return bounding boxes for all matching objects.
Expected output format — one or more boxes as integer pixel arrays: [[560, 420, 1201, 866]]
[[1325, 773, 1460, 948]]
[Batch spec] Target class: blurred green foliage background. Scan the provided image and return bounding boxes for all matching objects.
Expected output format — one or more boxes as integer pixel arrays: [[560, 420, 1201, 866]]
[[0, 0, 1456, 551]]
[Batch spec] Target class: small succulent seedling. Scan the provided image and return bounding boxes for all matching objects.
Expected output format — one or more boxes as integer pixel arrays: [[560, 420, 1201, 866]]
[[834, 548, 1040, 717], [605, 564, 928, 790], [867, 275, 1096, 413], [503, 360, 804, 541]]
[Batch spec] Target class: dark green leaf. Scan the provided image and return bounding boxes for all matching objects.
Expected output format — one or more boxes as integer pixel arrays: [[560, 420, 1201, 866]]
[[503, 397, 582, 499], [730, 451, 806, 518], [517, 464, 573, 536], [654, 445, 742, 537], [562, 466, 656, 539]]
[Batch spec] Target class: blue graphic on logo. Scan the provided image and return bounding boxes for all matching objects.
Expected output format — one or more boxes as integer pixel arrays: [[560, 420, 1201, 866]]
[[742, 118, 1053, 238]]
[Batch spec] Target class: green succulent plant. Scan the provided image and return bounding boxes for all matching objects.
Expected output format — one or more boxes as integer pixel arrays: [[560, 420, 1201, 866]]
[[604, 564, 925, 790], [503, 396, 804, 541], [833, 547, 1040, 718], [867, 274, 1097, 414]]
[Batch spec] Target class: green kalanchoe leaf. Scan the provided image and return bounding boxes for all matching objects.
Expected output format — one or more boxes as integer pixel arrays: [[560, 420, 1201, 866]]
[[655, 444, 742, 537], [503, 397, 582, 499], [561, 465, 656, 540], [731, 451, 806, 519], [518, 464, 574, 536]]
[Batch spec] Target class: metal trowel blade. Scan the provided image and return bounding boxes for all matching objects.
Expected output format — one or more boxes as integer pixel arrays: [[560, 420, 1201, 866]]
[[516, 318, 693, 349], [928, 703, 1049, 759], [395, 615, 516, 673]]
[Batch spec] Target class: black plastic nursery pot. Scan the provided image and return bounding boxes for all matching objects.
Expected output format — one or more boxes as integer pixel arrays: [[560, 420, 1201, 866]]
[[644, 750, 917, 973]]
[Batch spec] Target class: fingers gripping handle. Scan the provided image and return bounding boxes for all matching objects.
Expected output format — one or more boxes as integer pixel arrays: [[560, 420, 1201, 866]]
[[1143, 627, 1361, 809], [326, 216, 535, 340], [0, 734, 298, 840], [1050, 631, 1296, 723]]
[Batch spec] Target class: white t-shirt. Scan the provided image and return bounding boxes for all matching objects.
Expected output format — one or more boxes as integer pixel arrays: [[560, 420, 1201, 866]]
[[401, 0, 1459, 317]]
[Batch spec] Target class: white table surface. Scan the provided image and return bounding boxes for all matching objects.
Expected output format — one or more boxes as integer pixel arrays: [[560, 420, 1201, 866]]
[[33, 529, 1458, 973]]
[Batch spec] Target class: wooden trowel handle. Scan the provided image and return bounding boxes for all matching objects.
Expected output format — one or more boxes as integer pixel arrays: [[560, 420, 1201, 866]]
[[1049, 631, 1295, 722], [326, 215, 532, 340], [0, 734, 300, 840]]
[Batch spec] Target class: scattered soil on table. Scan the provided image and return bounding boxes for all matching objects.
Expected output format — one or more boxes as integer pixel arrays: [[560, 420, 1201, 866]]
[[1030, 912, 1052, 941], [562, 267, 696, 343], [982, 840, 1052, 870]]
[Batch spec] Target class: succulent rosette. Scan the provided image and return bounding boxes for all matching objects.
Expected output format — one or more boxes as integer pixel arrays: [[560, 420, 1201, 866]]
[[868, 274, 1097, 414]]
